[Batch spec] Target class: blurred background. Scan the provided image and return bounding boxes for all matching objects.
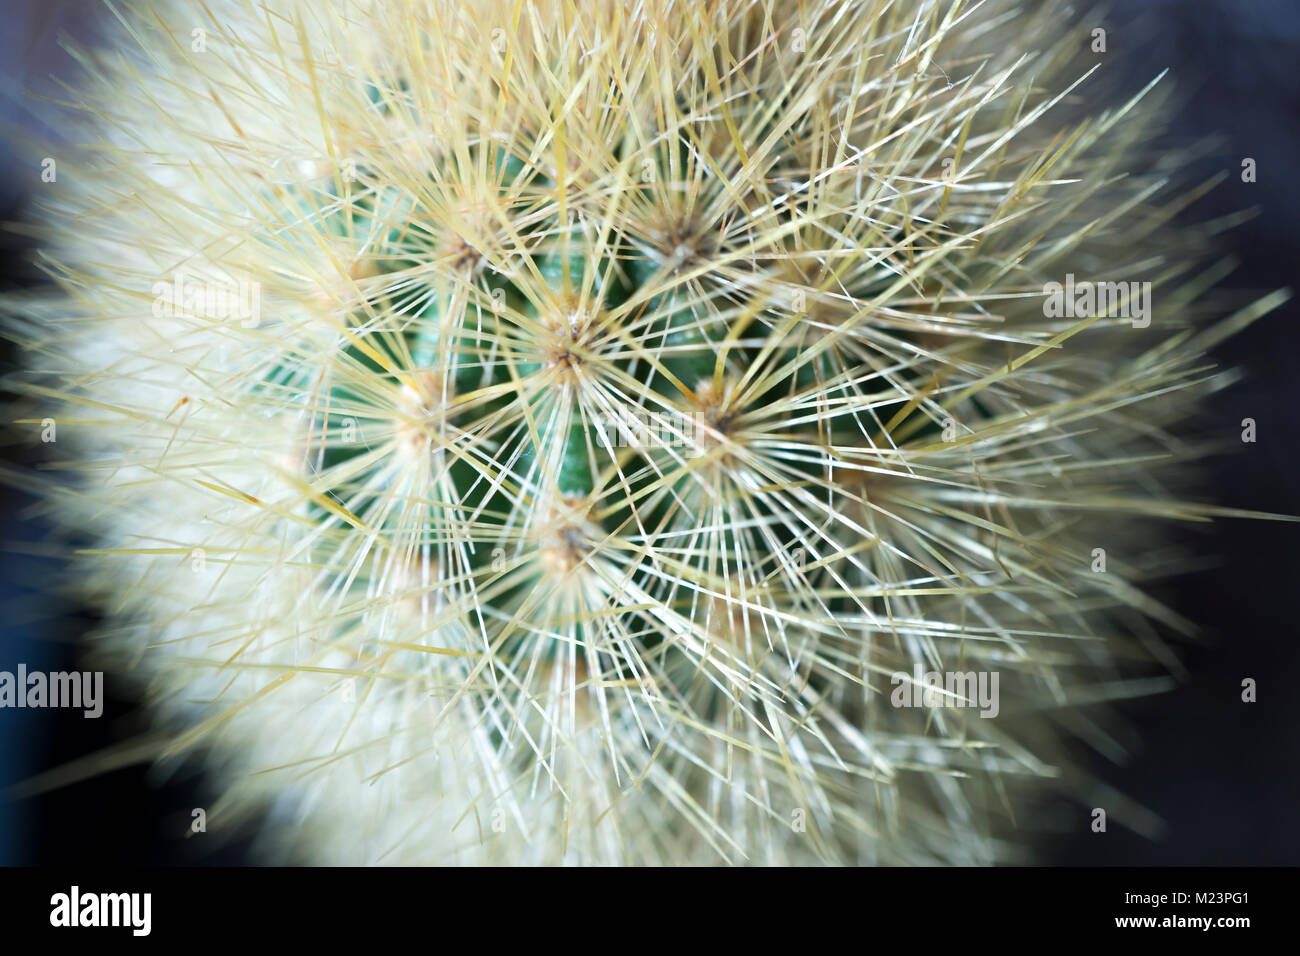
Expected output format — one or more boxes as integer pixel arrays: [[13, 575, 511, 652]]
[[1, 0, 1297, 865]]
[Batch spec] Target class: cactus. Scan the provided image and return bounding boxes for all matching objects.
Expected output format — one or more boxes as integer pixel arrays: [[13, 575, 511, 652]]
[[5, 0, 1290, 864]]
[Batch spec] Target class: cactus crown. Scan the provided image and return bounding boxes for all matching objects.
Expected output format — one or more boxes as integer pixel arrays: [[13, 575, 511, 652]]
[[8, 0, 1281, 864]]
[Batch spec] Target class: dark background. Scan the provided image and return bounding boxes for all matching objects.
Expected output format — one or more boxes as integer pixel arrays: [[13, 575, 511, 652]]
[[0, 0, 1296, 865]]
